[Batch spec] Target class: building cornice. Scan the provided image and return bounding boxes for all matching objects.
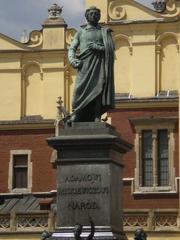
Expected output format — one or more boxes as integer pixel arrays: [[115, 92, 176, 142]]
[[0, 49, 67, 54], [115, 97, 178, 109], [0, 119, 55, 130], [129, 116, 178, 126], [108, 17, 180, 26]]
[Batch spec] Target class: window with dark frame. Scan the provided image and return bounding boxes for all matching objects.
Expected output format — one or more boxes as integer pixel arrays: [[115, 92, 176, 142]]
[[157, 129, 169, 186], [13, 154, 28, 189], [130, 116, 177, 193], [141, 129, 169, 187], [142, 130, 153, 187]]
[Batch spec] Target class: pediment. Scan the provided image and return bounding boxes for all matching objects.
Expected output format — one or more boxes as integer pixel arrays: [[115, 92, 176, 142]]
[[0, 33, 27, 51], [108, 0, 180, 22]]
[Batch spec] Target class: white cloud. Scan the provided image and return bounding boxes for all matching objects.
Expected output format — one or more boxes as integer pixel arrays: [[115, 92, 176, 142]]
[[0, 0, 151, 40], [0, 0, 85, 40]]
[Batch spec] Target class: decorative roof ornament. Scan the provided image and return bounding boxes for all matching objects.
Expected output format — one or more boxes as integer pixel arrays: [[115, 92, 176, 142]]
[[20, 29, 29, 43], [152, 0, 167, 13], [48, 3, 63, 19]]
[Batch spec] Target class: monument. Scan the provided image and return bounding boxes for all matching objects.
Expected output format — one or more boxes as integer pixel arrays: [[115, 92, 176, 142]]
[[47, 6, 132, 240], [68, 6, 114, 123]]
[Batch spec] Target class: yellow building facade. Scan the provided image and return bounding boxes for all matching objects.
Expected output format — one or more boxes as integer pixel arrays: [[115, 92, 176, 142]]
[[0, 0, 179, 119], [0, 1, 180, 240], [0, 13, 67, 121]]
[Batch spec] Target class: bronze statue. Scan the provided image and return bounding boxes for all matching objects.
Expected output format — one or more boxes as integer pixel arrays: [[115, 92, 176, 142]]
[[73, 216, 95, 240], [41, 230, 51, 240], [68, 6, 114, 122], [134, 228, 147, 240], [74, 224, 83, 240]]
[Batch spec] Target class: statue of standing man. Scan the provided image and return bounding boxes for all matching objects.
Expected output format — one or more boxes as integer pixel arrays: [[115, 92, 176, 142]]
[[68, 6, 115, 122]]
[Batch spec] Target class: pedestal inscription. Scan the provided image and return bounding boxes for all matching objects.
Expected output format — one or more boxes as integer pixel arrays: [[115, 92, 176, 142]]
[[57, 164, 115, 227]]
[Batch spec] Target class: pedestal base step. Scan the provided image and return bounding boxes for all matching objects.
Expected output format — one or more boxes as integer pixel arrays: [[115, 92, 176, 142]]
[[50, 227, 127, 240]]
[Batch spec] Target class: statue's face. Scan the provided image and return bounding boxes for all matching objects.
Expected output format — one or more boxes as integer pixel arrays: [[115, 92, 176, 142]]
[[86, 9, 100, 25]]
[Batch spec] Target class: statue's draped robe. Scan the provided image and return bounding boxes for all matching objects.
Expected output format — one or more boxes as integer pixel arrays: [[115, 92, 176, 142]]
[[68, 25, 114, 119]]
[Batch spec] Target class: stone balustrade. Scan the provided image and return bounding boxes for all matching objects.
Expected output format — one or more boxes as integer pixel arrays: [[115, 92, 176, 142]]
[[0, 209, 180, 233], [0, 211, 54, 232], [123, 209, 180, 231]]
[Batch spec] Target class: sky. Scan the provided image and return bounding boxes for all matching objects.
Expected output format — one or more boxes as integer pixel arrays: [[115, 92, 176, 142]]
[[0, 0, 151, 41]]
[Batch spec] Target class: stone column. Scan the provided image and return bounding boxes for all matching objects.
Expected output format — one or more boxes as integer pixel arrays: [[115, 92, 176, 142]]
[[47, 122, 132, 240]]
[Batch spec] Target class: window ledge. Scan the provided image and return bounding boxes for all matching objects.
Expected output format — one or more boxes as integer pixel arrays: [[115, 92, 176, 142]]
[[133, 190, 178, 195], [11, 188, 31, 194]]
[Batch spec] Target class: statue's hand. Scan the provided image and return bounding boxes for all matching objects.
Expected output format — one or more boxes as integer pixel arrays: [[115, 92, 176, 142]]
[[71, 59, 83, 69], [89, 42, 105, 51]]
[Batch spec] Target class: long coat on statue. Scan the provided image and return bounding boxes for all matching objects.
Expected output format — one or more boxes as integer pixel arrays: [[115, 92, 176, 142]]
[[68, 24, 115, 121]]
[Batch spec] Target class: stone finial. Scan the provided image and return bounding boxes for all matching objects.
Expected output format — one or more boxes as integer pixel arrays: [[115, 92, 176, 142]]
[[152, 0, 167, 13], [56, 96, 64, 120], [20, 29, 29, 43], [54, 96, 70, 135], [48, 3, 63, 19]]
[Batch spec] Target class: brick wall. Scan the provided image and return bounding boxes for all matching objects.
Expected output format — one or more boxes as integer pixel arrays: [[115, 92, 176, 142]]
[[0, 128, 56, 193], [109, 107, 179, 209], [0, 108, 178, 209]]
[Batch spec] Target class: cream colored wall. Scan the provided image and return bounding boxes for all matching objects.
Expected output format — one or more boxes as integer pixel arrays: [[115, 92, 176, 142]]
[[25, 65, 43, 116], [0, 52, 21, 120], [43, 27, 65, 49], [108, 2, 180, 98], [22, 51, 66, 119], [113, 25, 180, 98], [114, 37, 132, 94], [21, 54, 66, 120], [0, 0, 179, 120], [68, 69, 76, 112], [0, 234, 40, 240], [160, 36, 179, 91], [0, 72, 21, 120], [0, 21, 66, 121], [112, 23, 157, 97], [43, 70, 65, 118], [0, 35, 24, 50]]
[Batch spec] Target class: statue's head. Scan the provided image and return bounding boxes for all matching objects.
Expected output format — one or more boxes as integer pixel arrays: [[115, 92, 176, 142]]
[[85, 6, 101, 24], [74, 223, 82, 239], [134, 228, 147, 240]]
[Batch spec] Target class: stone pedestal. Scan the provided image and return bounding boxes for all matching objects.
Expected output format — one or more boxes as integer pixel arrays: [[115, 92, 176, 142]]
[[47, 122, 132, 240]]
